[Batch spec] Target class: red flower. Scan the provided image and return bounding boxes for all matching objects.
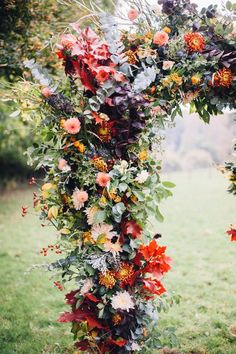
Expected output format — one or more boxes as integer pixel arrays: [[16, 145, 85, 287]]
[[139, 239, 172, 277], [21, 206, 28, 217], [65, 290, 78, 305], [85, 293, 100, 303], [227, 226, 236, 242], [142, 278, 166, 296], [184, 32, 205, 52], [123, 220, 143, 239], [58, 308, 105, 329]]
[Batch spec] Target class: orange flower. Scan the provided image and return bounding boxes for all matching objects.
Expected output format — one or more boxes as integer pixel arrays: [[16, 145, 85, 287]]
[[153, 31, 169, 46], [128, 8, 139, 21], [213, 68, 233, 88], [99, 270, 116, 289], [184, 32, 205, 52], [112, 313, 122, 325], [96, 172, 111, 187], [139, 150, 148, 161], [116, 263, 135, 285], [74, 141, 85, 153]]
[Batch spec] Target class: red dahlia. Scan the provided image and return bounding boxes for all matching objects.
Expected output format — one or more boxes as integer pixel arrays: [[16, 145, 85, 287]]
[[213, 68, 234, 88]]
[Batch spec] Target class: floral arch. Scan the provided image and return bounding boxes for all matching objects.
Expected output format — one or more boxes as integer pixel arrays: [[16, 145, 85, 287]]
[[22, 0, 236, 352]]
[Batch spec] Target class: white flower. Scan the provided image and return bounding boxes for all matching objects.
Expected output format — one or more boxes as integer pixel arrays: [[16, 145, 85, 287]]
[[85, 206, 99, 225], [131, 342, 141, 351], [135, 170, 149, 184], [111, 291, 135, 312], [80, 278, 93, 295], [163, 60, 175, 70], [115, 160, 129, 174], [151, 4, 162, 15], [104, 239, 122, 255], [91, 223, 117, 242]]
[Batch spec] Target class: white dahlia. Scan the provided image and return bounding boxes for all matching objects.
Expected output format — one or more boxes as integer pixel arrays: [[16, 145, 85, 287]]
[[85, 206, 99, 225], [111, 291, 135, 312], [135, 170, 149, 184]]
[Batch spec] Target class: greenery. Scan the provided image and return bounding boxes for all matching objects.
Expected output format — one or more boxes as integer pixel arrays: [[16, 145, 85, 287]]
[[0, 169, 235, 353]]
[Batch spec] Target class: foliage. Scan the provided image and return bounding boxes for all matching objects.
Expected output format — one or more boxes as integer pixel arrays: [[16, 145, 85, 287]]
[[18, 0, 236, 353]]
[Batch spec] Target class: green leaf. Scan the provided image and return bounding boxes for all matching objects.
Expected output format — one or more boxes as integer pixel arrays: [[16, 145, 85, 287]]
[[162, 181, 176, 188], [155, 206, 164, 222], [93, 210, 106, 224], [133, 190, 145, 201], [118, 182, 128, 192]]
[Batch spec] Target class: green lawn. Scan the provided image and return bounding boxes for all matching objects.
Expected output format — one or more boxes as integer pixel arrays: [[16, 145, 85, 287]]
[[0, 169, 235, 354]]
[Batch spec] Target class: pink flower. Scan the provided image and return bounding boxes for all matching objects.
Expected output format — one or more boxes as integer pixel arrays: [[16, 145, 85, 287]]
[[96, 172, 111, 187], [162, 60, 175, 70], [72, 188, 88, 210], [153, 31, 169, 46], [128, 8, 139, 21], [58, 158, 71, 172], [64, 118, 81, 135], [42, 87, 53, 98]]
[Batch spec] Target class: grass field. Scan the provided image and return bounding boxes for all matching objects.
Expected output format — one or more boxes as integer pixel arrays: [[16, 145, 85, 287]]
[[0, 169, 235, 354]]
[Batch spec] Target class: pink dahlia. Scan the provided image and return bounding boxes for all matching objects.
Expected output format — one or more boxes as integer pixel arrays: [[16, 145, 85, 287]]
[[72, 188, 88, 210], [128, 8, 139, 21], [64, 118, 81, 135], [96, 172, 111, 187], [153, 31, 169, 46]]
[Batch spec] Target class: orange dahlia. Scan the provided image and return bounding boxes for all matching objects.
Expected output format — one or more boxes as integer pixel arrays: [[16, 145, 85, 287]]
[[99, 270, 116, 289], [112, 313, 122, 325], [116, 263, 135, 285], [213, 68, 233, 88], [184, 32, 205, 52]]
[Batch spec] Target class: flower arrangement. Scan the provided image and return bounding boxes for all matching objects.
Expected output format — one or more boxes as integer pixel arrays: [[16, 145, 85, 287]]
[[22, 0, 236, 352]]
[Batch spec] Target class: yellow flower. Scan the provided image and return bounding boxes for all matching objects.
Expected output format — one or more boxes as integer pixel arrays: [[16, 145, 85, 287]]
[[99, 196, 108, 207], [139, 150, 148, 161], [191, 74, 201, 85], [163, 26, 171, 34], [170, 73, 182, 85], [60, 119, 66, 128], [74, 141, 86, 153], [92, 157, 108, 172]]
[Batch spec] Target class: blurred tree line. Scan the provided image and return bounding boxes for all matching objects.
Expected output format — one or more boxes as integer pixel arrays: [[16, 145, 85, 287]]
[[0, 0, 112, 188]]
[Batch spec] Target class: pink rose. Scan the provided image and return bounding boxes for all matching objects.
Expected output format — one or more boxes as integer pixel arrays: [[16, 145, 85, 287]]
[[128, 8, 139, 21], [64, 118, 81, 135], [96, 172, 111, 187], [153, 31, 169, 46]]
